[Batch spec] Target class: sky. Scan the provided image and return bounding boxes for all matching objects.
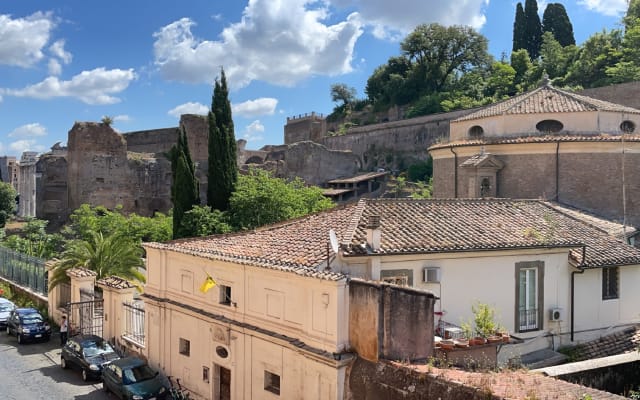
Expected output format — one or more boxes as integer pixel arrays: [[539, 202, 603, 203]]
[[0, 0, 629, 158]]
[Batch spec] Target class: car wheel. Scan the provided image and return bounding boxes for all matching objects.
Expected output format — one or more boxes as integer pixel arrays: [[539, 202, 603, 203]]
[[61, 357, 67, 369], [82, 369, 88, 382]]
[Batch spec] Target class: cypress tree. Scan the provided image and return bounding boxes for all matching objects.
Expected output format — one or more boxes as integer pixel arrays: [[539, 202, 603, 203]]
[[207, 68, 238, 212], [170, 127, 200, 239], [542, 3, 575, 47], [513, 3, 526, 53], [523, 0, 543, 59]]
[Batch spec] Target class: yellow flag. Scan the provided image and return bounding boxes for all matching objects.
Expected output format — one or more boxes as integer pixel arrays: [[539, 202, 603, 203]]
[[199, 274, 217, 293]]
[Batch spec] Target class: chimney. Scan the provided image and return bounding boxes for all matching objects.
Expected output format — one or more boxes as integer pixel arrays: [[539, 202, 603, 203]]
[[366, 215, 381, 251]]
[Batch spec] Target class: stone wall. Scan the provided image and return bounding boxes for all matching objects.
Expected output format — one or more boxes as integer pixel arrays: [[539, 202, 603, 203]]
[[346, 358, 500, 400], [322, 109, 475, 171], [36, 147, 68, 230], [284, 112, 326, 144], [349, 279, 436, 363], [124, 127, 178, 155], [579, 81, 640, 110], [433, 143, 640, 227]]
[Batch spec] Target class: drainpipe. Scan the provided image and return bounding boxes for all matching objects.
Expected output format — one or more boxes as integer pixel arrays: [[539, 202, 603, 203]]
[[570, 245, 587, 342], [449, 146, 458, 198], [555, 141, 560, 201]]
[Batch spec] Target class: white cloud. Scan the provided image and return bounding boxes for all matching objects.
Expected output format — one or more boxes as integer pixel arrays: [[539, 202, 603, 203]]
[[329, 0, 489, 39], [232, 98, 278, 118], [4, 67, 136, 105], [49, 39, 72, 64], [113, 115, 131, 122], [243, 120, 265, 142], [9, 139, 45, 155], [8, 123, 47, 138], [577, 0, 627, 16], [48, 58, 62, 75], [153, 0, 363, 88], [0, 12, 55, 67], [168, 101, 209, 117]]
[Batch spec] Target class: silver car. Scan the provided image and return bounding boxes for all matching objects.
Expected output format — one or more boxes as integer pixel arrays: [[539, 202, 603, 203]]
[[0, 297, 15, 328]]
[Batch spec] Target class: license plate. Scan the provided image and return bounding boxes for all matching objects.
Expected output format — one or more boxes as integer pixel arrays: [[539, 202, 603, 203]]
[[35, 334, 42, 338]]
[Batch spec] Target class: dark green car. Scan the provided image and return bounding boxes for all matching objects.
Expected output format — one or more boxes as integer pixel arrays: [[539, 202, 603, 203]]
[[102, 356, 170, 400]]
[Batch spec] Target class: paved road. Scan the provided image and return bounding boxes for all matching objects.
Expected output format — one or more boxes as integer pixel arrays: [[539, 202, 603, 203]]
[[0, 329, 110, 400]]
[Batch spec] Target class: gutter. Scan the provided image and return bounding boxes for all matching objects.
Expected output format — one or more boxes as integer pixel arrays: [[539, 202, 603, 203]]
[[570, 245, 587, 342], [555, 141, 560, 201], [449, 146, 458, 198]]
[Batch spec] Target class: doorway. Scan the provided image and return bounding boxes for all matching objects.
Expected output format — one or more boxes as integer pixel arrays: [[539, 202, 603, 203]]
[[213, 365, 231, 400]]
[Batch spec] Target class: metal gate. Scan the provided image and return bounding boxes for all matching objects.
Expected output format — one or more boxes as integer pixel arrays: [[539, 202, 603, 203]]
[[66, 288, 104, 337]]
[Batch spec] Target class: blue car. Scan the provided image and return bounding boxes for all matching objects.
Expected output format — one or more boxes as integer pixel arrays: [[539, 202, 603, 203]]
[[5, 308, 51, 344], [102, 356, 170, 400]]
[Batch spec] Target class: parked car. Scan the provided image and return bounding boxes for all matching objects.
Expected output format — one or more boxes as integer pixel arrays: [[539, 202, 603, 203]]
[[61, 334, 120, 381], [102, 356, 170, 400], [0, 297, 15, 328], [5, 308, 51, 344]]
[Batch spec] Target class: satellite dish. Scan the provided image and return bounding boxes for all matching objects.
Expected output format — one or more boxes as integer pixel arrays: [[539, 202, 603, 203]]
[[329, 229, 339, 254]]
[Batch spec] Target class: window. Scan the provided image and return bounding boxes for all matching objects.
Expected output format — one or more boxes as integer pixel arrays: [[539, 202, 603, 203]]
[[515, 261, 544, 332], [179, 338, 190, 356], [536, 119, 563, 133], [620, 120, 636, 133], [480, 177, 491, 197], [219, 285, 232, 305], [602, 267, 619, 300], [264, 371, 280, 395], [468, 125, 484, 139]]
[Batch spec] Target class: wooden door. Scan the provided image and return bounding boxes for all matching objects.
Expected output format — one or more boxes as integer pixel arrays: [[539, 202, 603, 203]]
[[219, 367, 231, 400]]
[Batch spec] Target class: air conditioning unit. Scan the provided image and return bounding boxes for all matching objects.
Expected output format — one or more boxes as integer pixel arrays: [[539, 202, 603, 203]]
[[549, 308, 562, 322], [423, 267, 441, 283]]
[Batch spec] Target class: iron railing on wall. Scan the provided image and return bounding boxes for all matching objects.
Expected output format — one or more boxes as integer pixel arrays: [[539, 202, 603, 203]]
[[0, 247, 47, 295], [123, 300, 145, 347], [518, 308, 538, 331]]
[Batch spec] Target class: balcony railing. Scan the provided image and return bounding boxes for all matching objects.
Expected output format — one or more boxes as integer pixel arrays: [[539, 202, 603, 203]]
[[519, 308, 538, 331]]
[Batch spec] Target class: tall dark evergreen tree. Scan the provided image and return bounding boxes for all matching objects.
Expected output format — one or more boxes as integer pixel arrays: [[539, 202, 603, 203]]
[[625, 0, 640, 29], [523, 0, 543, 59], [512, 3, 526, 53], [207, 68, 238, 212], [542, 3, 575, 47], [169, 127, 200, 239]]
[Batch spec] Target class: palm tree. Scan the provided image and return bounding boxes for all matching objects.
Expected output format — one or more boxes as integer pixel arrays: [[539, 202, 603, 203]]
[[48, 231, 146, 290]]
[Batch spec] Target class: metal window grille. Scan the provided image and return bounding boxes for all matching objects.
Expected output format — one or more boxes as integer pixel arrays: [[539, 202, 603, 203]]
[[122, 301, 145, 347]]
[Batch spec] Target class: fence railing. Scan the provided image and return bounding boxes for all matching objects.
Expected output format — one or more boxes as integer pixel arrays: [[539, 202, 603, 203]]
[[518, 308, 538, 331], [0, 247, 47, 295], [123, 300, 145, 347]]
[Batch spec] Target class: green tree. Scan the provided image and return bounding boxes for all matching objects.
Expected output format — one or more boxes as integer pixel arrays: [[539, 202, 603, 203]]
[[542, 3, 575, 47], [207, 68, 238, 212], [485, 61, 516, 98], [401, 23, 490, 92], [624, 0, 640, 29], [330, 83, 357, 106], [365, 56, 414, 106], [523, 0, 543, 59], [229, 169, 334, 230], [539, 32, 572, 79], [1, 218, 63, 258], [48, 231, 145, 290], [0, 182, 17, 228], [565, 29, 623, 88], [512, 2, 526, 52], [170, 127, 200, 239], [178, 205, 232, 237], [510, 48, 534, 91], [607, 15, 640, 82]]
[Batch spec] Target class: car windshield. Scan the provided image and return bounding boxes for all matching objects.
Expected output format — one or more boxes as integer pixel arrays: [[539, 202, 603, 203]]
[[122, 365, 157, 384], [82, 340, 116, 358], [0, 303, 13, 312], [21, 313, 43, 324]]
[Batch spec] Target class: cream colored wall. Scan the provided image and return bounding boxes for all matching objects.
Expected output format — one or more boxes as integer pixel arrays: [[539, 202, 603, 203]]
[[573, 265, 640, 336], [143, 247, 348, 400], [450, 111, 640, 141], [344, 249, 572, 339]]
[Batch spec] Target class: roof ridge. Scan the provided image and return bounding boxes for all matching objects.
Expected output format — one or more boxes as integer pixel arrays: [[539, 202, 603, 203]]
[[342, 199, 367, 247]]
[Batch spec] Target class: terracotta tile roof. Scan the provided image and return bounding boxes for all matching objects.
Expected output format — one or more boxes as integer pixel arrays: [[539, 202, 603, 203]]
[[454, 83, 640, 122], [97, 276, 136, 289], [428, 133, 640, 151], [145, 199, 640, 277], [66, 267, 97, 278], [571, 325, 640, 361], [327, 171, 388, 184], [344, 199, 640, 268], [143, 204, 360, 281], [546, 202, 637, 239]]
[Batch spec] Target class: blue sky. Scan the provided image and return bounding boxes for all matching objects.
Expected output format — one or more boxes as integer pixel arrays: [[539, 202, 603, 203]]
[[0, 0, 628, 158]]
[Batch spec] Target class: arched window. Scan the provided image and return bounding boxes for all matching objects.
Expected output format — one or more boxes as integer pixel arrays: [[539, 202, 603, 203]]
[[536, 120, 563, 133], [468, 125, 484, 139], [620, 120, 636, 133]]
